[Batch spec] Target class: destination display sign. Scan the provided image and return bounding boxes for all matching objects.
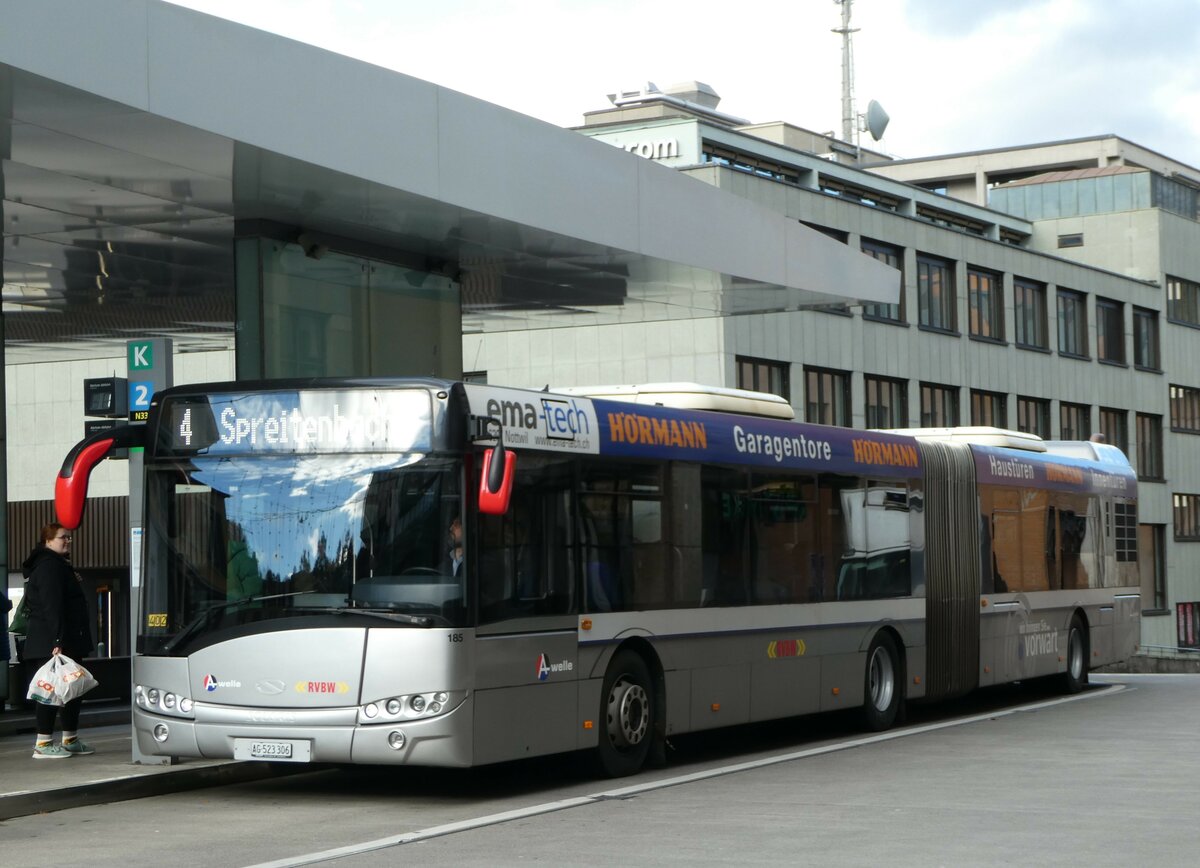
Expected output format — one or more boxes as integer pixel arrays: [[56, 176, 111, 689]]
[[160, 389, 433, 455]]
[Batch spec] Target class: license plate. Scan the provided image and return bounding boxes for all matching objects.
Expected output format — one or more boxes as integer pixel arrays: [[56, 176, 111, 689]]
[[252, 741, 291, 759], [233, 738, 311, 762]]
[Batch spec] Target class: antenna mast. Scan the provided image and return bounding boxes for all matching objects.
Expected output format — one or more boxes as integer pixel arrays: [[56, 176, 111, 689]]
[[832, 0, 859, 144]]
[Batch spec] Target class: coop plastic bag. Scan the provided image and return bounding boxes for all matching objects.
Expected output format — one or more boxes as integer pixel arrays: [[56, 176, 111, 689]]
[[27, 653, 99, 705], [26, 656, 63, 706]]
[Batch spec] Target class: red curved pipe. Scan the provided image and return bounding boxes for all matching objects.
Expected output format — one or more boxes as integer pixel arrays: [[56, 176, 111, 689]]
[[55, 438, 116, 530]]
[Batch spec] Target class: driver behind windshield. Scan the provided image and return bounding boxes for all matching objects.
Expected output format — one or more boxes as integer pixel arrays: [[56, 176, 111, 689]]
[[441, 516, 464, 576]]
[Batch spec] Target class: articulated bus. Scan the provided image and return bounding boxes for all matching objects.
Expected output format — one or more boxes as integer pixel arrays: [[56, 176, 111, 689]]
[[55, 379, 1140, 776]]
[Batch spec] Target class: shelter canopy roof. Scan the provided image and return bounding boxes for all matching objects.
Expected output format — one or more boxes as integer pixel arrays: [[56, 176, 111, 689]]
[[0, 0, 897, 363]]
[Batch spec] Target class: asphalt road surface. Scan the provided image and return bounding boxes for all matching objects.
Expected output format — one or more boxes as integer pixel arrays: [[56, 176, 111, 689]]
[[1, 673, 1195, 868]]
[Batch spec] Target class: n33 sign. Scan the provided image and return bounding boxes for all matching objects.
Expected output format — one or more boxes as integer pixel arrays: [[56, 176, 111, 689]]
[[129, 381, 153, 422]]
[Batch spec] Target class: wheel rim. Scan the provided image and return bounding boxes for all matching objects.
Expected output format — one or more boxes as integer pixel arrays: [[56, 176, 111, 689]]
[[1068, 628, 1084, 680], [868, 646, 895, 712], [606, 675, 649, 750]]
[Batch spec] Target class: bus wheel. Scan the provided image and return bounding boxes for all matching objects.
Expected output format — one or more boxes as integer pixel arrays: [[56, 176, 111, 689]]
[[862, 632, 901, 731], [1059, 616, 1089, 694], [597, 650, 653, 777]]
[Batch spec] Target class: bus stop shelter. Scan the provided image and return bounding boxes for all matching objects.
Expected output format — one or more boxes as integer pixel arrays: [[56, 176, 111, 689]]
[[0, 0, 899, 628]]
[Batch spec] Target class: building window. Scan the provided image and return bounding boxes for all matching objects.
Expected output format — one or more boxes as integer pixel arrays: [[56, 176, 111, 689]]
[[1099, 407, 1128, 454], [1057, 289, 1088, 358], [1014, 278, 1048, 350], [1169, 384, 1200, 433], [1113, 501, 1137, 564], [805, 367, 851, 427], [916, 205, 986, 236], [1179, 602, 1200, 648], [1137, 413, 1163, 480], [1096, 298, 1125, 364], [818, 178, 900, 211], [737, 356, 791, 400], [1139, 524, 1166, 612], [967, 267, 1004, 341], [864, 374, 907, 428], [861, 239, 904, 322], [1167, 274, 1200, 326], [1057, 233, 1084, 248], [1060, 402, 1090, 440], [917, 254, 956, 332], [970, 389, 1006, 427], [1133, 307, 1160, 370], [1174, 493, 1200, 541], [1017, 396, 1051, 438], [920, 382, 959, 427], [703, 143, 804, 185]]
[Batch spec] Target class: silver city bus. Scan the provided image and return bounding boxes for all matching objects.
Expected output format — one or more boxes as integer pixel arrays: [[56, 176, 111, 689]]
[[55, 379, 1140, 776]]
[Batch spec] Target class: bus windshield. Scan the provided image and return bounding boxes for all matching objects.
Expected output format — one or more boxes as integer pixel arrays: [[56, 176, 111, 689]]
[[140, 453, 465, 653]]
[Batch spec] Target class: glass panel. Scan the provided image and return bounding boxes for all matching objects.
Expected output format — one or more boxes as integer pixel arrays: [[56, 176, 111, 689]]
[[141, 454, 466, 653], [367, 260, 461, 377], [749, 473, 819, 604], [579, 464, 664, 612], [701, 467, 750, 606], [255, 239, 461, 379], [477, 456, 575, 622], [235, 237, 264, 380], [835, 481, 913, 600], [261, 241, 367, 378]]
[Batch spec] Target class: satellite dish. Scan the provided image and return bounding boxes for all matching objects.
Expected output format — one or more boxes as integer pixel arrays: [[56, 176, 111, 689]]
[[865, 100, 890, 141]]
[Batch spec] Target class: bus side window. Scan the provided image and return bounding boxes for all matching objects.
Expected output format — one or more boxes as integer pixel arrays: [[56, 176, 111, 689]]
[[581, 494, 619, 612], [477, 457, 574, 622], [701, 467, 749, 606]]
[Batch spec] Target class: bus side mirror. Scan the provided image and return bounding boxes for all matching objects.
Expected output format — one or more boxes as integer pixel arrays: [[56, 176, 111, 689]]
[[479, 444, 516, 515], [56, 424, 145, 529]]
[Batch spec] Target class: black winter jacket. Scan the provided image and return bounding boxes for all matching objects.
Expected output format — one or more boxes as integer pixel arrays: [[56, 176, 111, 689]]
[[21, 547, 92, 660]]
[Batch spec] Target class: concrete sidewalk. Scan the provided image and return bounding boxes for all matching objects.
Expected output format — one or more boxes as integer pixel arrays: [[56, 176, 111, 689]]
[[0, 700, 308, 820]]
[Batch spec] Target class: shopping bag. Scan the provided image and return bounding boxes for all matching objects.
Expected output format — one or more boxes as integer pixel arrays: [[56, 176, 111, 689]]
[[51, 653, 99, 704], [26, 656, 63, 706]]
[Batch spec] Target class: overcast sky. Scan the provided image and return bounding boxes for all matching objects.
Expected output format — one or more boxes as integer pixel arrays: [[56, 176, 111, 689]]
[[167, 0, 1200, 167]]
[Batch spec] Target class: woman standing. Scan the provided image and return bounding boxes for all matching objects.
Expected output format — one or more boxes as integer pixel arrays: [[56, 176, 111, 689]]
[[22, 522, 94, 759]]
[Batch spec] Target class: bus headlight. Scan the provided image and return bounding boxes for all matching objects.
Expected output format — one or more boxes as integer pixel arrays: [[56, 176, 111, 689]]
[[135, 683, 196, 719], [358, 690, 464, 724]]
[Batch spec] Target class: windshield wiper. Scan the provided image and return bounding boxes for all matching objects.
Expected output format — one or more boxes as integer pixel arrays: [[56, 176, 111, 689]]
[[319, 608, 435, 627]]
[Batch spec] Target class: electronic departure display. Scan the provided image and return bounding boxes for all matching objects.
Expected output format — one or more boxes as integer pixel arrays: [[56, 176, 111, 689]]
[[159, 389, 433, 455]]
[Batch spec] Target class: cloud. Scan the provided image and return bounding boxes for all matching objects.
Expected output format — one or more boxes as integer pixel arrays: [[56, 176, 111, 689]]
[[857, 0, 1200, 164], [167, 0, 1200, 167], [899, 0, 1046, 36]]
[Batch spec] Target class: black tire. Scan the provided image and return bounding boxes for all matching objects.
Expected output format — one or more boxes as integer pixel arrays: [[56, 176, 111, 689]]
[[1059, 616, 1089, 694], [861, 632, 902, 732], [597, 650, 654, 778]]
